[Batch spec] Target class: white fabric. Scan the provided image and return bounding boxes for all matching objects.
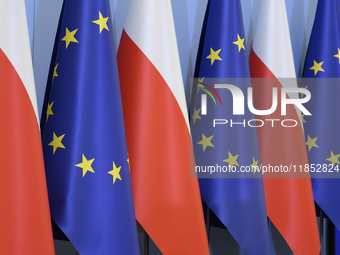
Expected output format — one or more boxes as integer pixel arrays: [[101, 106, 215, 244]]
[[252, 0, 296, 78], [0, 1, 39, 122], [251, 0, 304, 125], [124, 0, 190, 130]]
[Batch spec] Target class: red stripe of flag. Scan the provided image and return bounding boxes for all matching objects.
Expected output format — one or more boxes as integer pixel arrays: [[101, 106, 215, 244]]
[[250, 47, 320, 255], [118, 29, 209, 255], [0, 49, 54, 254]]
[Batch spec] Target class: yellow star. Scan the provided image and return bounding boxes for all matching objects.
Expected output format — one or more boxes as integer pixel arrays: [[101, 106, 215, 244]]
[[334, 48, 340, 64], [127, 158, 130, 171], [75, 154, 95, 177], [192, 108, 201, 125], [92, 11, 109, 33], [108, 161, 122, 184], [197, 77, 205, 93], [310, 60, 324, 76], [197, 133, 214, 151], [46, 101, 54, 122], [206, 48, 222, 65], [62, 28, 79, 49], [223, 151, 239, 168], [233, 34, 245, 52], [52, 63, 59, 83], [197, 77, 205, 87], [326, 151, 340, 165], [305, 135, 318, 151], [301, 114, 306, 123], [300, 85, 308, 98], [48, 132, 65, 154], [250, 157, 259, 175]]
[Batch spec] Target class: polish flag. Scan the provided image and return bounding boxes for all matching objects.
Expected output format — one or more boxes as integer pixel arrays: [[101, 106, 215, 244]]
[[117, 0, 210, 254], [249, 0, 320, 254], [0, 1, 54, 254]]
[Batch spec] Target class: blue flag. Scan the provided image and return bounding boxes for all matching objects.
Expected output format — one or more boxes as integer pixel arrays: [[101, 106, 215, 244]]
[[41, 1, 140, 254], [302, 0, 340, 229], [191, 0, 272, 254], [302, 0, 340, 252]]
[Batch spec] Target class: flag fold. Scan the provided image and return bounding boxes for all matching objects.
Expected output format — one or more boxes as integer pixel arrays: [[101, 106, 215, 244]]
[[302, 0, 340, 232], [191, 1, 272, 254], [117, 0, 210, 254], [249, 0, 320, 254], [0, 1, 54, 254], [41, 0, 140, 254]]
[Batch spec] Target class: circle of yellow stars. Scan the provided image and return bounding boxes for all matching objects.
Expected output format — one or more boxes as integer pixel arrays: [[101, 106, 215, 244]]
[[45, 10, 128, 185], [305, 46, 340, 169], [196, 34, 258, 173], [303, 86, 340, 167]]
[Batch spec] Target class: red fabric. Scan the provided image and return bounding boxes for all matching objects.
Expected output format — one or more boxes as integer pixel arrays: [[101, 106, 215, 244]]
[[249, 48, 320, 255], [0, 49, 54, 254], [117, 29, 209, 255]]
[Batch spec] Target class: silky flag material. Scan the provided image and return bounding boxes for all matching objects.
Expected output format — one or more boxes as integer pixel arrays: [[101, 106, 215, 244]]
[[117, 0, 210, 254], [0, 1, 55, 254], [41, 0, 140, 254], [191, 1, 272, 254], [302, 0, 340, 231], [249, 0, 320, 254]]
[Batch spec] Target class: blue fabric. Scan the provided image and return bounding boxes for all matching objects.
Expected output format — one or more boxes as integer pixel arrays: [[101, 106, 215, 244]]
[[302, 0, 340, 253], [303, 0, 340, 227], [41, 1, 140, 254], [191, 1, 272, 254]]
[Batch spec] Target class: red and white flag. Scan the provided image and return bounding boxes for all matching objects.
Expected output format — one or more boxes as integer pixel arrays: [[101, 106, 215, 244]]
[[0, 1, 54, 254], [249, 0, 320, 254], [117, 0, 209, 254]]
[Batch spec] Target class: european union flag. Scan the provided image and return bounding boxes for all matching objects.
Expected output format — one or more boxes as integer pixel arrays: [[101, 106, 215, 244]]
[[41, 0, 140, 254], [191, 0, 272, 254], [302, 0, 340, 247], [302, 0, 340, 227]]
